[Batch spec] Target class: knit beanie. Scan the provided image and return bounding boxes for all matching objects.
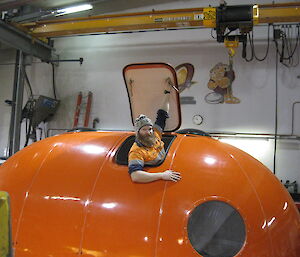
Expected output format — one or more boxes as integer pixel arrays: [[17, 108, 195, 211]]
[[134, 114, 153, 132]]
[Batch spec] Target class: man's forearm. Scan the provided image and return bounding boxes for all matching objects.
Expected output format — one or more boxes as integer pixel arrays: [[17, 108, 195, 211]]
[[130, 170, 181, 183], [130, 170, 163, 183]]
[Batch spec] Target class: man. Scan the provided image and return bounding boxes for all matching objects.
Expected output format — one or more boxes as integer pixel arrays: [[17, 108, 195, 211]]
[[128, 90, 181, 183]]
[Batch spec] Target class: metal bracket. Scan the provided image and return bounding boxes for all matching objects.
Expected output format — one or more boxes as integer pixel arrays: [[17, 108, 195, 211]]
[[48, 56, 84, 66]]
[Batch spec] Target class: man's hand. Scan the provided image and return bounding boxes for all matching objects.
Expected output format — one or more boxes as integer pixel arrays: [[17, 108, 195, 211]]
[[161, 170, 181, 182]]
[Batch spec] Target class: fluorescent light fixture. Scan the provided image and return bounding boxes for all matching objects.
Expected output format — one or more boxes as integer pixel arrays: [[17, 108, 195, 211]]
[[220, 138, 270, 160], [56, 4, 93, 16]]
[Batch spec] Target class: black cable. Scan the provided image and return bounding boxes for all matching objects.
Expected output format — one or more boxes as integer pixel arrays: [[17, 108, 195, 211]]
[[280, 33, 285, 62], [210, 28, 216, 39], [43, 122, 47, 139], [274, 24, 300, 67], [244, 33, 254, 62], [21, 66, 34, 147], [223, 28, 236, 38], [25, 117, 29, 136], [51, 63, 57, 100], [273, 44, 278, 175], [38, 128, 42, 141], [285, 25, 299, 59], [24, 118, 32, 147], [274, 38, 284, 63], [245, 24, 299, 66], [285, 26, 293, 59], [285, 25, 295, 60], [244, 25, 270, 62], [23, 67, 33, 97], [24, 99, 35, 147], [253, 24, 271, 61], [293, 40, 300, 67]]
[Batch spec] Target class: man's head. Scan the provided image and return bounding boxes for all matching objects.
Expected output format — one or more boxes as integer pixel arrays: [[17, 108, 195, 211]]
[[135, 114, 156, 147]]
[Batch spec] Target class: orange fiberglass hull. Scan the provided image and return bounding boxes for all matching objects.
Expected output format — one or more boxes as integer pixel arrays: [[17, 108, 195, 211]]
[[0, 131, 299, 257]]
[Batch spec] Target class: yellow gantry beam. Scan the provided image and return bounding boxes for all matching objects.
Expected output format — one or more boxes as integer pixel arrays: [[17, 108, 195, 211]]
[[259, 6, 300, 23], [20, 8, 204, 38], [17, 2, 300, 38]]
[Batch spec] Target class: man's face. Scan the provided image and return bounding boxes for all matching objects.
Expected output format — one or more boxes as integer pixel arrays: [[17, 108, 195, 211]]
[[139, 125, 153, 137], [137, 125, 156, 147]]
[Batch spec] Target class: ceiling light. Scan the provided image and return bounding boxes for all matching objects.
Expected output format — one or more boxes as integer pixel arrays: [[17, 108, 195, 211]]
[[56, 4, 93, 16], [219, 138, 270, 159]]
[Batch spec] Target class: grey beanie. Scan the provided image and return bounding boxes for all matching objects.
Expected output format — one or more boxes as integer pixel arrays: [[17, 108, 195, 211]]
[[134, 114, 153, 132]]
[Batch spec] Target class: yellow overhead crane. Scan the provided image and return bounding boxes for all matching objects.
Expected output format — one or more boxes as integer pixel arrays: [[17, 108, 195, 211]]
[[16, 2, 300, 40]]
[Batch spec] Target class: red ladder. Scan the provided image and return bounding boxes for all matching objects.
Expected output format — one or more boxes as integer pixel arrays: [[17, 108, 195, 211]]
[[73, 91, 93, 128]]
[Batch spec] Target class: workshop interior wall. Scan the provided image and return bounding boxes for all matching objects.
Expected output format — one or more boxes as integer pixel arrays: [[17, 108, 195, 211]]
[[0, 0, 299, 189], [0, 49, 15, 157]]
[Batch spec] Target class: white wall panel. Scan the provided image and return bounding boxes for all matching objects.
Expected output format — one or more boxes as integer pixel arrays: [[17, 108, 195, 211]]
[[0, 49, 15, 156]]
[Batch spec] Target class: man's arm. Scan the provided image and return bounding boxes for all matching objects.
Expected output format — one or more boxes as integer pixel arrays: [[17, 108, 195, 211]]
[[131, 170, 181, 183], [155, 91, 171, 131], [128, 153, 181, 183], [161, 90, 170, 113]]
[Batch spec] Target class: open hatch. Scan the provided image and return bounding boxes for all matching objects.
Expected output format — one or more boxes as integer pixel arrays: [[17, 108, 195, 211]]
[[123, 63, 181, 132], [115, 63, 182, 166]]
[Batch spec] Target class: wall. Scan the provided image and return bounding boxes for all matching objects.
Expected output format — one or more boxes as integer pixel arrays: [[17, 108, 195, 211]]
[[0, 0, 299, 189], [0, 49, 15, 157], [0, 48, 54, 156]]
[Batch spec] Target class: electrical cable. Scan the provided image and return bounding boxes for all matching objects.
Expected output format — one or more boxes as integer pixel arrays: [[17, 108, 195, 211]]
[[211, 28, 216, 39], [253, 24, 271, 61], [21, 65, 35, 148], [284, 25, 299, 59], [274, 24, 300, 67], [285, 26, 293, 59], [51, 63, 57, 100], [273, 44, 279, 175], [280, 33, 285, 63], [244, 33, 254, 62], [23, 99, 35, 147], [223, 29, 234, 39], [24, 117, 32, 147], [23, 67, 33, 97], [244, 25, 270, 62], [25, 117, 28, 136], [293, 42, 300, 67], [244, 24, 300, 67]]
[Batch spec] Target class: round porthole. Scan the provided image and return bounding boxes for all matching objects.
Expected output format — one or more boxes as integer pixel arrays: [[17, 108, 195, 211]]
[[187, 200, 246, 257]]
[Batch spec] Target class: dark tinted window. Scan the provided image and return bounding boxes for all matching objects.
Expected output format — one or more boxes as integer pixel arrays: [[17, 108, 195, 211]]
[[188, 200, 246, 257]]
